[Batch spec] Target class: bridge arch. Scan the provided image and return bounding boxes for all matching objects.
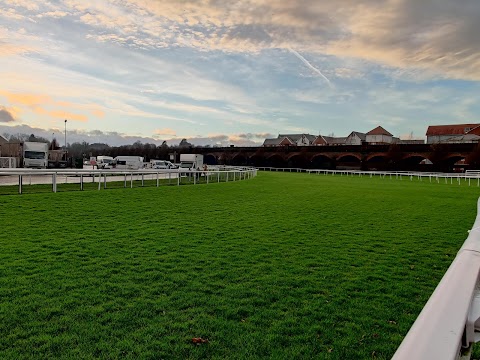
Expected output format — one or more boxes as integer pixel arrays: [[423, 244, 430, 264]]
[[204, 154, 217, 165], [366, 153, 388, 162], [231, 153, 247, 166], [265, 153, 287, 168], [365, 153, 389, 170], [286, 153, 309, 168], [310, 154, 335, 169], [337, 153, 362, 162]]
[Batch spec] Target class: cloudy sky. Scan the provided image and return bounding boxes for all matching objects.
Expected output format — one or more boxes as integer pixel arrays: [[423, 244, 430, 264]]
[[0, 0, 479, 146]]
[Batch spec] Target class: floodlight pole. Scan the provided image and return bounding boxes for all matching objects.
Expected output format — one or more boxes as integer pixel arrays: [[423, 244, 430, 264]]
[[64, 119, 67, 161]]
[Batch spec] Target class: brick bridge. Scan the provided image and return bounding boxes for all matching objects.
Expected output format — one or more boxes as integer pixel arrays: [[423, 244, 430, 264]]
[[185, 143, 480, 171]]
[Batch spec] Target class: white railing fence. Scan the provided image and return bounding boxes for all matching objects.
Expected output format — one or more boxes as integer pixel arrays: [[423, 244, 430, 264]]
[[0, 157, 16, 168], [0, 167, 257, 195], [393, 197, 480, 360], [257, 167, 480, 186]]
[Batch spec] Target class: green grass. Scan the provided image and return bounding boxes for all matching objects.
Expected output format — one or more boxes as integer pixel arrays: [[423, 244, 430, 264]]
[[0, 172, 479, 359]]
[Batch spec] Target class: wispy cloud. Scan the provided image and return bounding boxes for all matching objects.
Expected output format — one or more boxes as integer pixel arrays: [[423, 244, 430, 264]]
[[288, 48, 333, 87]]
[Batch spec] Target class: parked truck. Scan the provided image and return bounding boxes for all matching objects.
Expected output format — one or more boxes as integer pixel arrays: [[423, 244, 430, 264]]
[[23, 142, 48, 168], [114, 156, 144, 170], [179, 154, 204, 170]]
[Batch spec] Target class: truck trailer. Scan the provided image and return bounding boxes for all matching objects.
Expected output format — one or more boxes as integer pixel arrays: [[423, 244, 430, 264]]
[[179, 154, 204, 170], [23, 142, 48, 168], [114, 156, 144, 170]]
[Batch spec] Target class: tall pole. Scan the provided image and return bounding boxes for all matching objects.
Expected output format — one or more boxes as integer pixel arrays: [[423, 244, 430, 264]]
[[64, 119, 67, 161]]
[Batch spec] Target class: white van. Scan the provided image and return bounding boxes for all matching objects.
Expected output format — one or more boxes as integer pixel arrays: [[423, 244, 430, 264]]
[[114, 156, 144, 170], [150, 160, 176, 169], [96, 156, 114, 169]]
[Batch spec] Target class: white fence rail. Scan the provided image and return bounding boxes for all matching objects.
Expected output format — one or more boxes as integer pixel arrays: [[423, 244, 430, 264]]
[[0, 167, 257, 194], [393, 198, 480, 360], [0, 157, 16, 168], [257, 167, 480, 186]]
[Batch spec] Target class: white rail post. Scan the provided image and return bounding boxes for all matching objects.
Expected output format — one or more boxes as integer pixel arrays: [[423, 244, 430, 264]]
[[18, 175, 22, 194], [98, 172, 101, 190], [142, 173, 144, 187], [194, 171, 196, 185], [130, 173, 133, 188], [104, 173, 107, 189], [124, 174, 127, 188], [393, 197, 480, 360], [156, 172, 159, 187], [206, 171, 209, 184], [80, 174, 83, 191], [53, 173, 57, 193], [52, 174, 55, 193], [218, 172, 220, 183]]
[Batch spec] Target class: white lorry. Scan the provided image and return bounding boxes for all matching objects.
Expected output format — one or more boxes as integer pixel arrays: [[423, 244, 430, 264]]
[[179, 154, 204, 170], [23, 142, 48, 168], [114, 156, 144, 170]]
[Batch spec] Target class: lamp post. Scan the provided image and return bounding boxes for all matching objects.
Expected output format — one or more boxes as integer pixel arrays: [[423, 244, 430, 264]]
[[64, 119, 67, 161]]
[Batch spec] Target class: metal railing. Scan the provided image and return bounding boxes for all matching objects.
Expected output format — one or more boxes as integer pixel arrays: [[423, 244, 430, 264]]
[[0, 167, 257, 195], [393, 198, 480, 360], [257, 167, 480, 186]]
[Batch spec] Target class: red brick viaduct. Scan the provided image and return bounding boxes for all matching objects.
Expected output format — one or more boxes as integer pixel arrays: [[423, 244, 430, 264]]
[[188, 143, 480, 172]]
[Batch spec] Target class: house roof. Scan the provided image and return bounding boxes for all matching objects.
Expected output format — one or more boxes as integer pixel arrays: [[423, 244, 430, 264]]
[[426, 124, 480, 136], [263, 138, 283, 146], [278, 134, 302, 141], [444, 134, 480, 142], [0, 134, 8, 143], [366, 126, 393, 136], [323, 136, 347, 144], [347, 131, 366, 141], [305, 134, 317, 142]]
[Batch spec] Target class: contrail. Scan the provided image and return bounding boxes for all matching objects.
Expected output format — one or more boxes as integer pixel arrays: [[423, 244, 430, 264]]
[[288, 48, 332, 88]]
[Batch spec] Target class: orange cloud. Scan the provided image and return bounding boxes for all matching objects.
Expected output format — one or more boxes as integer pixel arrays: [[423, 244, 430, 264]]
[[154, 128, 177, 136], [0, 42, 34, 57], [49, 110, 88, 122], [0, 90, 93, 122], [0, 90, 52, 107], [91, 108, 105, 118]]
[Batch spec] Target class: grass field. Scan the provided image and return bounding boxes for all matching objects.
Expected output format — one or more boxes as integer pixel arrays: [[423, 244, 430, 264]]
[[1, 172, 479, 359]]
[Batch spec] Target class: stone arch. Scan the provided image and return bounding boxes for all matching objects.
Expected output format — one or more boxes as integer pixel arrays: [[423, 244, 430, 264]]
[[336, 153, 362, 162], [231, 153, 247, 166], [310, 154, 335, 169], [365, 153, 388, 162], [365, 154, 389, 170], [204, 154, 217, 165], [265, 153, 286, 168]]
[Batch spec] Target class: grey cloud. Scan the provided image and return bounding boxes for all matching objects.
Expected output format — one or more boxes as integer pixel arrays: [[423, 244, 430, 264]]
[[236, 132, 274, 139], [0, 107, 16, 122], [0, 124, 264, 147]]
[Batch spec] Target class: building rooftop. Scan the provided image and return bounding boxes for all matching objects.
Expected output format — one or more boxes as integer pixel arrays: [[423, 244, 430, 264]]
[[366, 126, 393, 136], [426, 124, 480, 136]]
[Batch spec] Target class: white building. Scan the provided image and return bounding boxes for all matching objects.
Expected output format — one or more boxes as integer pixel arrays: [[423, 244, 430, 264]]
[[366, 126, 394, 144]]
